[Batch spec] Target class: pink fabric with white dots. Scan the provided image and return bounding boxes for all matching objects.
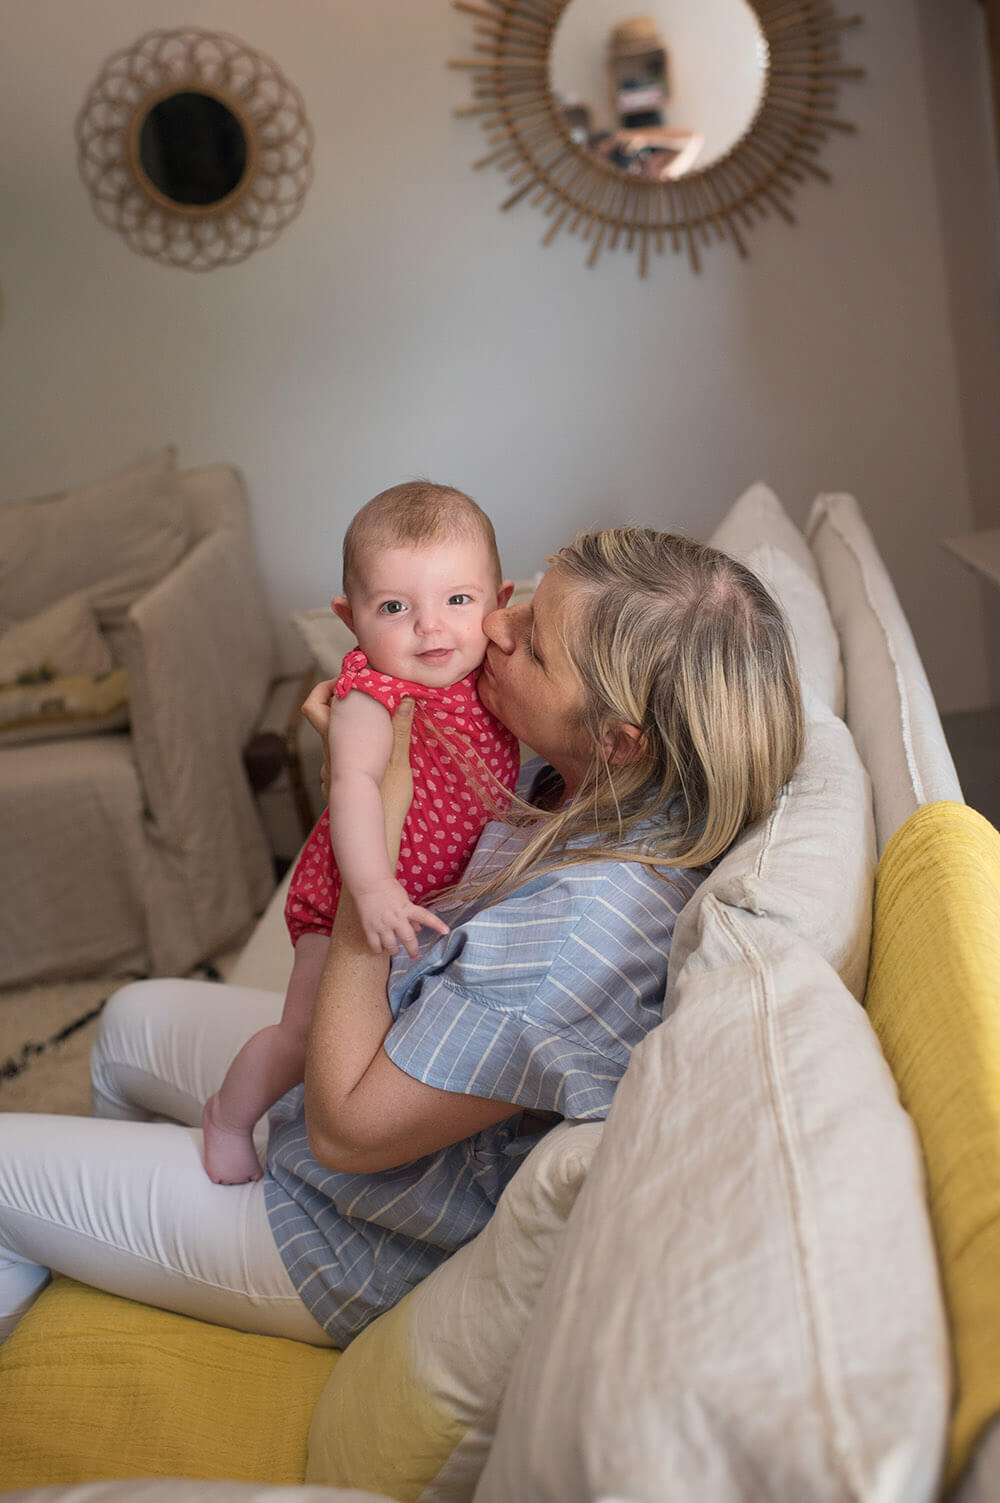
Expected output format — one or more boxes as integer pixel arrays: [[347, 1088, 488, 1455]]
[[284, 648, 520, 944]]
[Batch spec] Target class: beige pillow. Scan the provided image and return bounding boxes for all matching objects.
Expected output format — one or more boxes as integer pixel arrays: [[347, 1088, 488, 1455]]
[[478, 902, 950, 1503], [708, 485, 844, 717], [807, 492, 962, 854], [709, 481, 821, 585], [667, 696, 875, 1002], [0, 591, 111, 686], [0, 668, 129, 746], [306, 1121, 602, 1501], [0, 448, 190, 627]]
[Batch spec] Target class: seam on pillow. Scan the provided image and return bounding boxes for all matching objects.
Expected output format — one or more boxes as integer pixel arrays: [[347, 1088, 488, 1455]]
[[714, 898, 866, 1499], [815, 500, 926, 806], [752, 780, 788, 880]]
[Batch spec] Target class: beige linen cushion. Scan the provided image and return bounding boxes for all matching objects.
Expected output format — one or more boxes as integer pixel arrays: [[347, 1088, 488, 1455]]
[[477, 901, 951, 1503], [667, 696, 875, 1002], [807, 492, 962, 854], [0, 448, 190, 626], [709, 484, 844, 716], [710, 480, 822, 584], [307, 1122, 602, 1502], [0, 591, 111, 684]]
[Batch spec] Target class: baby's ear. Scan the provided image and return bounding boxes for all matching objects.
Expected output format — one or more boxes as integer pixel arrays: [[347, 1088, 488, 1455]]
[[331, 596, 355, 633], [496, 579, 515, 610]]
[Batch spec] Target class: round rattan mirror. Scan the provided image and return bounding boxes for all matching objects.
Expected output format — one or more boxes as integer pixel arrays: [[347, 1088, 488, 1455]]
[[77, 29, 314, 271], [450, 0, 863, 273]]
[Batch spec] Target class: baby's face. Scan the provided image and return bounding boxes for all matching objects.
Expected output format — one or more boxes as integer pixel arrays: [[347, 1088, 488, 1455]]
[[336, 537, 512, 688]]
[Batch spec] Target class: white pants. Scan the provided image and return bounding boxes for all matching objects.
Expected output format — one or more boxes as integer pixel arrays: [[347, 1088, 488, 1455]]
[[0, 978, 334, 1346]]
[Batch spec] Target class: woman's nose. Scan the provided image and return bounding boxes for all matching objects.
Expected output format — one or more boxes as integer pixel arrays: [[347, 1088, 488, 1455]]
[[484, 604, 518, 653]]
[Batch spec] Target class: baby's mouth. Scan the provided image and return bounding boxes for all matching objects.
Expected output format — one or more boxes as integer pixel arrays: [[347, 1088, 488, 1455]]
[[418, 648, 453, 662]]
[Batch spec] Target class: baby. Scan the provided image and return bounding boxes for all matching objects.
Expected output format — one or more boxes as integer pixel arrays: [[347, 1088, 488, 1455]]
[[202, 481, 519, 1183]]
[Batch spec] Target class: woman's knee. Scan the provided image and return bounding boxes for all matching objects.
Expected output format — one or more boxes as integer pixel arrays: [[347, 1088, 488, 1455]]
[[92, 979, 197, 1120]]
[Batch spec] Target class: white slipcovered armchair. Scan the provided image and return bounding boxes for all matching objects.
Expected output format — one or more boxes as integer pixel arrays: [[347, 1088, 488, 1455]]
[[0, 453, 276, 986]]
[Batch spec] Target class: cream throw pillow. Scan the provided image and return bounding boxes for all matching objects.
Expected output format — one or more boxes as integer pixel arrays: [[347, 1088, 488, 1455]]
[[667, 696, 875, 1002], [306, 1121, 602, 1502], [710, 480, 822, 585], [709, 484, 844, 716], [0, 447, 190, 627], [477, 902, 950, 1503], [0, 591, 111, 685]]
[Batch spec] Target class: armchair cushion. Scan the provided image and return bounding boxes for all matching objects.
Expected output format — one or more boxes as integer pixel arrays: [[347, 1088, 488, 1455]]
[[0, 448, 190, 628], [0, 668, 129, 746], [0, 591, 111, 684]]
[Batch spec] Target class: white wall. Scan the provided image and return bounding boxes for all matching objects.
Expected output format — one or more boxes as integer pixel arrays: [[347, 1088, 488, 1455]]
[[1, 0, 998, 712]]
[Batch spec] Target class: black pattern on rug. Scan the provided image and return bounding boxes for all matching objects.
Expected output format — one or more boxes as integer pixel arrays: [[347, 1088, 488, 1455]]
[[1, 998, 109, 1084]]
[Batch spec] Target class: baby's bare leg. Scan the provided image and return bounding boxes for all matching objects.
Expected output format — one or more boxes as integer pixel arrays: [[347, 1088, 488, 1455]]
[[203, 934, 330, 1184]]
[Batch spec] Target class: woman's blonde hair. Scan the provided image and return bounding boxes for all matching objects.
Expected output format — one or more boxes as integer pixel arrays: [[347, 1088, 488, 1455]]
[[456, 527, 804, 904]]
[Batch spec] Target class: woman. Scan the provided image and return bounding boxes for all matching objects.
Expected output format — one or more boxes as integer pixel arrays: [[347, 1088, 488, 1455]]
[[0, 529, 802, 1348]]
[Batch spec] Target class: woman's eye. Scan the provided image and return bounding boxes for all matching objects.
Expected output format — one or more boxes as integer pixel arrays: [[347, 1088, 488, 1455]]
[[379, 600, 405, 616], [523, 623, 537, 662], [447, 593, 472, 606]]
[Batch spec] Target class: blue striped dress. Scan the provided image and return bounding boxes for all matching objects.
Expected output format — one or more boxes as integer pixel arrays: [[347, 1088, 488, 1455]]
[[264, 782, 703, 1346]]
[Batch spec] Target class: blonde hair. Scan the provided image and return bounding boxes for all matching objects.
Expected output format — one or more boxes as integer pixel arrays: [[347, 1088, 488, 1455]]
[[456, 527, 804, 905], [343, 481, 502, 594]]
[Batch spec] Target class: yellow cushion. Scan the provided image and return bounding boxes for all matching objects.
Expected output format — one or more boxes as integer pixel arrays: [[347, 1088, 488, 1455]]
[[865, 800, 1000, 1486], [0, 1276, 338, 1488]]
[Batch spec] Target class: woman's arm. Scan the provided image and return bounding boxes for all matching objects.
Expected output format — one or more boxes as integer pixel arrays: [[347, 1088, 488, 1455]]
[[304, 699, 519, 1175]]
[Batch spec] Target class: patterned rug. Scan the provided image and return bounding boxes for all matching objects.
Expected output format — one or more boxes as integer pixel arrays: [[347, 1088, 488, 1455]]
[[0, 960, 228, 1116]]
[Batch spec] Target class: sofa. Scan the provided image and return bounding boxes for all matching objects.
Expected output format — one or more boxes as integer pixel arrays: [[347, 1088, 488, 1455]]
[[2, 484, 999, 1503], [0, 451, 276, 986]]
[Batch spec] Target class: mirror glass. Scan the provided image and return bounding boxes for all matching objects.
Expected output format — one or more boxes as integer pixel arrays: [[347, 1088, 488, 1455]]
[[551, 0, 767, 180], [137, 90, 248, 206]]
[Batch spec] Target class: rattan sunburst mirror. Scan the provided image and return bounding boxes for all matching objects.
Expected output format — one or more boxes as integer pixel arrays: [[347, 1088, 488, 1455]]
[[76, 29, 314, 271], [450, 0, 863, 273]]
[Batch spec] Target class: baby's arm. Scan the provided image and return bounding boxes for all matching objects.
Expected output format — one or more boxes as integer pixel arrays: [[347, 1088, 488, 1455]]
[[328, 693, 448, 957]]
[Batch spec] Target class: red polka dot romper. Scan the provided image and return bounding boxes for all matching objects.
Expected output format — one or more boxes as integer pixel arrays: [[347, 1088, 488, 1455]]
[[284, 649, 521, 944]]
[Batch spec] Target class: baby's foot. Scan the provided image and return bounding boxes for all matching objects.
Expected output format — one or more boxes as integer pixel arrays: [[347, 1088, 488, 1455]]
[[202, 1092, 263, 1184]]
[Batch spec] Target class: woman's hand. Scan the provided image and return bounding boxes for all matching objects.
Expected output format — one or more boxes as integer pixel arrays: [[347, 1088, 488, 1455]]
[[301, 678, 337, 799]]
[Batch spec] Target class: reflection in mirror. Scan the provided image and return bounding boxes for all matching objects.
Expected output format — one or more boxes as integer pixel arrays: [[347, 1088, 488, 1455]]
[[137, 90, 248, 207], [551, 0, 767, 180]]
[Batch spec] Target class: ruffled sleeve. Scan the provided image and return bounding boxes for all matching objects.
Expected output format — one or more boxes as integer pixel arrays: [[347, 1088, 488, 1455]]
[[333, 648, 369, 700]]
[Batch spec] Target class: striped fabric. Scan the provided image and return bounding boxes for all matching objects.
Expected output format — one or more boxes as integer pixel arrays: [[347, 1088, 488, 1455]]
[[265, 798, 702, 1347]]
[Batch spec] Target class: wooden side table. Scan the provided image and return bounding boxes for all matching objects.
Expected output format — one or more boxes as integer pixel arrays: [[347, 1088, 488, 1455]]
[[244, 666, 323, 869]]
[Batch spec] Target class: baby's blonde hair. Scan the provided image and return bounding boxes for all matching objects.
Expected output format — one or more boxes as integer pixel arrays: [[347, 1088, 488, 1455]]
[[457, 526, 804, 905], [343, 481, 502, 595]]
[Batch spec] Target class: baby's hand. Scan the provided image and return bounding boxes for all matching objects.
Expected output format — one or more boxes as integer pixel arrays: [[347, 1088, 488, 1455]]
[[354, 878, 449, 959]]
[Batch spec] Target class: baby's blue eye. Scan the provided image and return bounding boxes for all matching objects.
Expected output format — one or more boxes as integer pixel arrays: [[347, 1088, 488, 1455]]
[[380, 600, 405, 615], [448, 593, 472, 606]]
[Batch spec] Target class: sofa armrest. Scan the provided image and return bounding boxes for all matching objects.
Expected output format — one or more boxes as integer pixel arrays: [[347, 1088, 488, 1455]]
[[119, 501, 276, 959], [124, 493, 274, 842]]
